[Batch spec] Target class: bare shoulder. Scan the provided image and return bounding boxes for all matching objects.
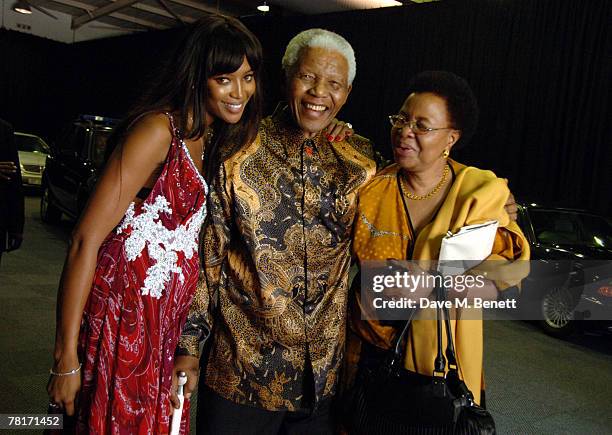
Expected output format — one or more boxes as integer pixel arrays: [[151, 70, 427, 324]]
[[122, 113, 173, 163]]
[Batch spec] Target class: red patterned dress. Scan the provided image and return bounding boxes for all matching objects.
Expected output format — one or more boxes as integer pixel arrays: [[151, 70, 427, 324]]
[[76, 114, 206, 434]]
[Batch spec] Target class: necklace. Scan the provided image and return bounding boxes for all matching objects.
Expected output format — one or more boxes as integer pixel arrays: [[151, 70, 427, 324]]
[[400, 164, 449, 201], [202, 128, 213, 162]]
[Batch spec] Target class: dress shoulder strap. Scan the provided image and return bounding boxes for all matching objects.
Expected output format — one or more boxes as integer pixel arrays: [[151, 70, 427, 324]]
[[165, 112, 182, 140]]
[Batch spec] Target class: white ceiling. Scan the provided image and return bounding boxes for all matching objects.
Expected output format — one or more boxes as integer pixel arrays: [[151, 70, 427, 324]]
[[1, 0, 433, 42]]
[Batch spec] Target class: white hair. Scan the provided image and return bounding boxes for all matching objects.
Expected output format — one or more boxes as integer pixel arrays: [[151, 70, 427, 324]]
[[282, 28, 356, 85]]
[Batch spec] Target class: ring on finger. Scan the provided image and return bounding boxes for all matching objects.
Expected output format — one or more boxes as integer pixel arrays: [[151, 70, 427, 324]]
[[49, 402, 61, 408], [345, 122, 353, 129]]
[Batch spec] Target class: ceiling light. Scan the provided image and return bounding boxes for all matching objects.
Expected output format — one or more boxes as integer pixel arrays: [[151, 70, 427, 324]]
[[345, 0, 402, 7], [12, 0, 32, 14], [257, 2, 270, 12]]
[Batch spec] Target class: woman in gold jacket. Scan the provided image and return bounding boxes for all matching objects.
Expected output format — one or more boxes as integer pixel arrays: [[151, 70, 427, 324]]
[[347, 71, 530, 407]]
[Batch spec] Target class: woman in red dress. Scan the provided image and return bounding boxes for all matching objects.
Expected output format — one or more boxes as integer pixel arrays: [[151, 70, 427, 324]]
[[47, 15, 263, 434]]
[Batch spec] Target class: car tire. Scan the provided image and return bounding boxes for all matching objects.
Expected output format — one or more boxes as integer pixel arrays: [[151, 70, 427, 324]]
[[41, 185, 62, 224], [539, 285, 576, 338]]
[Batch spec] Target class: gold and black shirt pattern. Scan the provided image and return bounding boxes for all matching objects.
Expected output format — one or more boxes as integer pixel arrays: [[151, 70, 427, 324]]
[[178, 108, 377, 411]]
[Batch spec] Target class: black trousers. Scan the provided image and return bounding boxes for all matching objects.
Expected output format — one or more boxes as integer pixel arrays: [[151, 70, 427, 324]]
[[196, 385, 334, 435]]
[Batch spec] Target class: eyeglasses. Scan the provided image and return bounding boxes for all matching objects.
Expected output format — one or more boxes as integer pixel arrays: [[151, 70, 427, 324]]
[[388, 114, 453, 135]]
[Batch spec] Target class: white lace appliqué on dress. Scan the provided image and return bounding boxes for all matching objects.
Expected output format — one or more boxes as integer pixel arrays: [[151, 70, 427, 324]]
[[117, 195, 206, 298]]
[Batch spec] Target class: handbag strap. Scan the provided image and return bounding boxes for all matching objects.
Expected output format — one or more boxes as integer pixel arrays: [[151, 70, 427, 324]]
[[442, 300, 458, 368], [441, 295, 476, 403], [388, 280, 446, 374], [388, 271, 461, 377], [434, 283, 447, 375], [435, 273, 463, 373], [385, 270, 477, 409], [390, 305, 417, 368]]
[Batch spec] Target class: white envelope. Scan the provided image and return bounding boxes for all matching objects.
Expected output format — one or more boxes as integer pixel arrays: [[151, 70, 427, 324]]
[[438, 220, 499, 275]]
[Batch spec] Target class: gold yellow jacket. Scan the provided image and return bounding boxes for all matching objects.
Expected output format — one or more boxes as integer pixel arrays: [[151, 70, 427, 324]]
[[349, 160, 530, 404]]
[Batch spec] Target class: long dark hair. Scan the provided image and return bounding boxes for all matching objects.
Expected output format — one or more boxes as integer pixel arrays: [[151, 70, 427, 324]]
[[109, 14, 263, 181]]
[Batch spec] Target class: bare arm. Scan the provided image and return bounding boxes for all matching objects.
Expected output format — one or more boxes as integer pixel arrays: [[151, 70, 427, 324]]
[[48, 114, 172, 415]]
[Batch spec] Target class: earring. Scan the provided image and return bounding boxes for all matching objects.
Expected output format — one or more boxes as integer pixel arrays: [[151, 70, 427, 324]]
[[443, 148, 450, 158]]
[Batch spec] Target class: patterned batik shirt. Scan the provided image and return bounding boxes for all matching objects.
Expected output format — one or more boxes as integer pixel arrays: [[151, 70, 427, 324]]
[[177, 108, 377, 411]]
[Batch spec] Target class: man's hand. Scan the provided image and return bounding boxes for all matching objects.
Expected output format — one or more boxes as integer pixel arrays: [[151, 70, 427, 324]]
[[504, 192, 518, 222], [324, 118, 354, 142], [170, 355, 200, 409], [0, 161, 17, 181]]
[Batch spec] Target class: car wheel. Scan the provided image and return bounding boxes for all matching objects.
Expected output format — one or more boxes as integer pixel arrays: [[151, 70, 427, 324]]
[[539, 286, 576, 338], [41, 185, 62, 224]]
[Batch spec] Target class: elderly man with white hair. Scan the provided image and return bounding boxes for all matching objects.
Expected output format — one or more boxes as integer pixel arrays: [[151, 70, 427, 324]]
[[173, 28, 376, 434]]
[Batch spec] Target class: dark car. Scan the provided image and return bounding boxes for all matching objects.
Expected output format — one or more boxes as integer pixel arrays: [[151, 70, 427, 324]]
[[517, 203, 612, 337], [41, 115, 118, 223]]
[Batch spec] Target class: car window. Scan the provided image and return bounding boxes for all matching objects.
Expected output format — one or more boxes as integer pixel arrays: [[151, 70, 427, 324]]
[[59, 125, 87, 157], [78, 128, 92, 159], [14, 134, 50, 154], [55, 126, 72, 153], [91, 130, 112, 169], [530, 209, 612, 248], [577, 215, 612, 248]]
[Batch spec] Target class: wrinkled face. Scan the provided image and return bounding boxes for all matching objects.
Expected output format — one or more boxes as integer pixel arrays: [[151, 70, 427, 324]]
[[287, 47, 352, 138], [205, 56, 256, 125], [392, 92, 460, 172]]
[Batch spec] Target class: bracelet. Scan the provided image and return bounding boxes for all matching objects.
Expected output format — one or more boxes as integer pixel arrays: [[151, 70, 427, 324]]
[[50, 363, 82, 376]]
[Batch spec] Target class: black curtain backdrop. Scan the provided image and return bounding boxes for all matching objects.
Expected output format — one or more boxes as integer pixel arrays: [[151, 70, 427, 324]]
[[0, 30, 70, 139], [1, 0, 610, 214]]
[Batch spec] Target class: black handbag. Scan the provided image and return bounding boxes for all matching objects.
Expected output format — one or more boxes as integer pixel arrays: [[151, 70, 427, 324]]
[[346, 283, 496, 435]]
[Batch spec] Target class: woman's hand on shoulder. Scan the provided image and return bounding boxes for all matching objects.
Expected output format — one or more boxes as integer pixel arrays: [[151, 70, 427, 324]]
[[324, 118, 354, 142]]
